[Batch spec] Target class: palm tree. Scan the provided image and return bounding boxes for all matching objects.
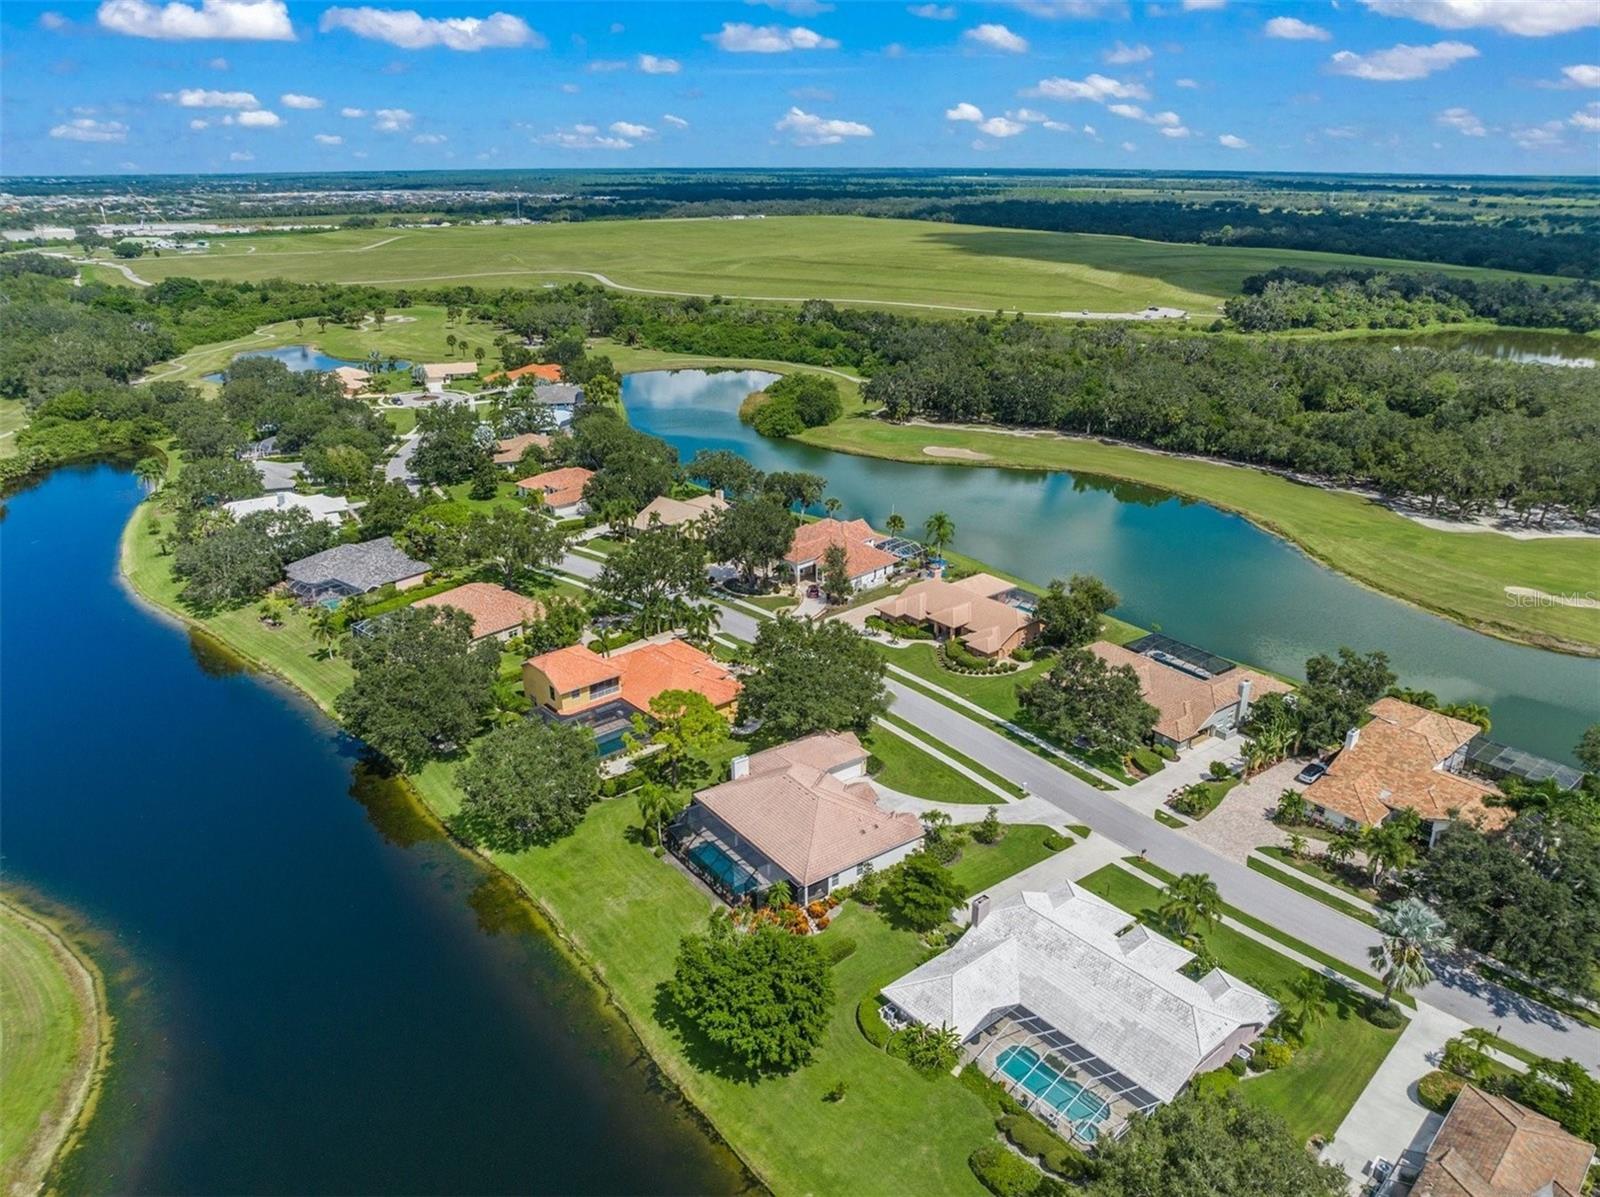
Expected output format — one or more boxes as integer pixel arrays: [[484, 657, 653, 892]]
[[1365, 821, 1417, 884], [1158, 872, 1223, 940], [1368, 897, 1453, 1007], [885, 512, 906, 537], [134, 456, 164, 494], [1241, 738, 1272, 779], [923, 511, 955, 561], [1286, 831, 1308, 859], [680, 601, 720, 646], [309, 604, 341, 658], [1278, 970, 1327, 1038], [823, 496, 842, 519], [637, 783, 684, 848], [1325, 828, 1363, 869], [1274, 787, 1308, 826]]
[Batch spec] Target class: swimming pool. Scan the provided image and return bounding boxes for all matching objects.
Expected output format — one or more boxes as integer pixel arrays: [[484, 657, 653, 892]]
[[686, 840, 760, 898], [996, 1045, 1110, 1135], [593, 727, 630, 757]]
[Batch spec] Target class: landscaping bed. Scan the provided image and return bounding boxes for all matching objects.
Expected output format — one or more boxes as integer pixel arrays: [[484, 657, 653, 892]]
[[948, 826, 1072, 898], [1257, 845, 1381, 905]]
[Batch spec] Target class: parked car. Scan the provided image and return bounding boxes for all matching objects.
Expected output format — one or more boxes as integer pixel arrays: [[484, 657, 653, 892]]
[[1296, 761, 1329, 785]]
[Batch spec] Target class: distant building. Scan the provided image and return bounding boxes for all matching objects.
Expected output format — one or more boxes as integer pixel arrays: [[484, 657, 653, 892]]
[[492, 432, 550, 466], [1088, 637, 1290, 751], [516, 466, 593, 518], [631, 492, 728, 534], [330, 366, 371, 396], [412, 361, 478, 393], [414, 582, 543, 643], [284, 536, 429, 603], [1411, 1084, 1595, 1197], [491, 362, 564, 385], [783, 518, 899, 591], [223, 491, 353, 526], [877, 573, 1040, 659]]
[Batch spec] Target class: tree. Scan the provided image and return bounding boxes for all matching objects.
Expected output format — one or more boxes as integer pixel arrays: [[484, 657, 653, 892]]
[[1034, 574, 1119, 649], [1325, 828, 1363, 868], [335, 606, 499, 772], [637, 689, 726, 787], [593, 523, 709, 636], [582, 447, 673, 518], [457, 717, 601, 850], [360, 480, 419, 538], [1577, 724, 1600, 774], [637, 782, 687, 848], [412, 402, 488, 486], [819, 541, 851, 606], [172, 507, 332, 609], [823, 496, 842, 519], [1296, 648, 1396, 751], [1087, 1090, 1348, 1197], [762, 470, 827, 512], [134, 456, 164, 493], [1368, 897, 1453, 1007], [922, 511, 955, 559], [309, 603, 341, 658], [519, 595, 588, 654], [466, 507, 568, 589], [688, 449, 762, 499], [1274, 788, 1308, 826], [1017, 647, 1158, 754], [1158, 872, 1223, 939], [706, 498, 794, 586], [1364, 820, 1417, 884], [582, 374, 621, 406], [668, 915, 833, 1075], [885, 512, 906, 537], [467, 455, 501, 500], [882, 852, 967, 932], [896, 1023, 961, 1075], [490, 387, 558, 437], [1278, 971, 1327, 1039], [738, 617, 888, 739], [170, 455, 263, 511], [1516, 1057, 1600, 1143]]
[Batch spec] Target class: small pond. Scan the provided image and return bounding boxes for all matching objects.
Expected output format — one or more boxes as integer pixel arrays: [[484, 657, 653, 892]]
[[1378, 329, 1597, 368], [203, 344, 409, 382]]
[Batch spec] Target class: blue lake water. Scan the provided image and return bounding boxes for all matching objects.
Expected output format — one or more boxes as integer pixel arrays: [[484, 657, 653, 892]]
[[0, 464, 745, 1195], [203, 343, 407, 382], [624, 369, 1599, 766]]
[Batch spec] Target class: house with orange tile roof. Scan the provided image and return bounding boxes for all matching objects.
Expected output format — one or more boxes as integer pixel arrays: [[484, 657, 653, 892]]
[[516, 466, 593, 518], [1303, 697, 1509, 844], [490, 362, 564, 385], [492, 432, 550, 466], [782, 518, 900, 591], [414, 582, 543, 643], [877, 573, 1040, 659], [1088, 639, 1291, 751], [1411, 1084, 1595, 1197], [670, 732, 924, 902], [521, 637, 741, 754]]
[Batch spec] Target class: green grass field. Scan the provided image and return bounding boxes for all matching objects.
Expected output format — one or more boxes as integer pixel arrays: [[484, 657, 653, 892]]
[[0, 897, 103, 1194], [0, 398, 27, 460], [117, 216, 1555, 316], [949, 826, 1069, 897], [865, 722, 1004, 805]]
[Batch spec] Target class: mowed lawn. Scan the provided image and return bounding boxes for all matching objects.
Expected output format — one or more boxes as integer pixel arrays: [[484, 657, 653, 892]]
[[864, 721, 1005, 805], [119, 216, 1556, 316], [0, 398, 27, 459], [1076, 865, 1403, 1147], [810, 418, 1600, 654], [949, 825, 1070, 897]]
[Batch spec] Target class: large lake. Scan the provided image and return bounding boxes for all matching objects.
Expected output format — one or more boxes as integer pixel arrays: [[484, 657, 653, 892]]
[[0, 465, 746, 1195], [624, 370, 1599, 766]]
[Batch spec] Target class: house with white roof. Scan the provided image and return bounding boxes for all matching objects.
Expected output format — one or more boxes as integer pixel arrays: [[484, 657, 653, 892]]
[[223, 491, 353, 526], [881, 880, 1277, 1146]]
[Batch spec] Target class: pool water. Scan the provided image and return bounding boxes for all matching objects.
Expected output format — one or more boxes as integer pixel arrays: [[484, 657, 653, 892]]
[[687, 840, 760, 897], [996, 1045, 1110, 1134], [594, 727, 630, 757]]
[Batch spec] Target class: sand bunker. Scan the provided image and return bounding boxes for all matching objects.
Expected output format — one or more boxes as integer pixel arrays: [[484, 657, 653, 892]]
[[923, 446, 992, 461]]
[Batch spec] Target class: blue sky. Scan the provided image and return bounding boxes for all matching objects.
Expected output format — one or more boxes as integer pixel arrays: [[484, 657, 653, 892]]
[[3, 0, 1597, 176]]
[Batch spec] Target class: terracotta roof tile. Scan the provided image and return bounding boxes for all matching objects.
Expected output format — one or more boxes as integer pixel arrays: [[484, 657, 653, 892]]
[[1088, 641, 1289, 743], [493, 433, 550, 465], [878, 576, 1037, 656], [516, 466, 593, 509], [1412, 1085, 1595, 1197], [415, 582, 543, 640], [526, 638, 740, 714], [783, 518, 898, 579]]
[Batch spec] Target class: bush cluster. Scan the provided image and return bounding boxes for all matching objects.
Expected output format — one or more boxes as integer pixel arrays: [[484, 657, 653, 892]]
[[856, 995, 893, 1049], [996, 1115, 1092, 1179], [1418, 1069, 1466, 1113]]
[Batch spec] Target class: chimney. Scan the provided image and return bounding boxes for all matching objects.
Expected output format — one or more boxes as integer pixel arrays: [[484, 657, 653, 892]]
[[712, 488, 725, 500], [1236, 678, 1252, 723], [729, 754, 750, 780], [276, 492, 287, 509], [969, 893, 991, 928], [1343, 727, 1360, 752]]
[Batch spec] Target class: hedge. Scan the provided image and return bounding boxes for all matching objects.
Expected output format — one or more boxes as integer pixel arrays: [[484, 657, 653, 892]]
[[969, 1144, 1047, 1197], [1365, 999, 1406, 1029], [856, 995, 892, 1049], [1419, 1069, 1465, 1113], [997, 1115, 1092, 1179], [1042, 832, 1074, 853], [1129, 746, 1166, 776]]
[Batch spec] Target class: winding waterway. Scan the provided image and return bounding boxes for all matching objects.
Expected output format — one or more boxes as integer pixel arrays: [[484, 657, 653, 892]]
[[624, 370, 1599, 766], [0, 465, 746, 1195]]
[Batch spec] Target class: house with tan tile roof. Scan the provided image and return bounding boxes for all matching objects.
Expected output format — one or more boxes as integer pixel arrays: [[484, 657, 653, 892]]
[[1303, 697, 1509, 844], [1411, 1084, 1595, 1197], [516, 466, 593, 518], [783, 518, 899, 591], [414, 582, 543, 643], [492, 432, 550, 466], [670, 732, 924, 902], [330, 365, 371, 396], [877, 573, 1041, 659], [412, 361, 478, 393], [632, 491, 728, 533], [1088, 640, 1291, 750]]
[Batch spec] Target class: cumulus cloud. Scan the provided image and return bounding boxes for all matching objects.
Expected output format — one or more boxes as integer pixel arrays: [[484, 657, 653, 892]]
[[233, 108, 280, 126], [1102, 40, 1151, 63], [538, 123, 634, 150], [978, 115, 1025, 137], [1012, 107, 1048, 123], [1028, 73, 1149, 102], [51, 117, 128, 141], [280, 92, 323, 108], [1217, 132, 1248, 148], [97, 0, 292, 40], [963, 23, 1029, 52], [319, 7, 544, 51], [1359, 0, 1597, 37], [774, 106, 872, 145], [908, 3, 955, 18], [1559, 64, 1600, 88], [709, 23, 838, 52], [610, 120, 654, 139], [314, 132, 342, 144], [340, 106, 366, 117], [662, 113, 689, 128], [39, 10, 69, 29], [746, 0, 834, 14], [1160, 125, 1191, 137], [1264, 16, 1330, 40], [637, 53, 680, 73], [1510, 120, 1564, 149], [168, 87, 259, 107], [229, 149, 254, 160], [1436, 106, 1486, 136], [373, 107, 413, 132], [1327, 40, 1478, 81], [189, 118, 209, 129], [945, 101, 984, 122], [1006, 0, 1123, 16], [1108, 104, 1184, 128], [412, 132, 446, 144], [1181, 0, 1226, 9], [1571, 102, 1600, 132], [1120, 140, 1136, 152]]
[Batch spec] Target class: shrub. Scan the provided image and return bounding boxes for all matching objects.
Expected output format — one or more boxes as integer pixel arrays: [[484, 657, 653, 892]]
[[807, 900, 828, 920], [856, 995, 892, 1049], [1011, 645, 1035, 662], [1253, 1041, 1294, 1070], [1419, 1069, 1466, 1113], [1129, 746, 1166, 776], [1191, 1068, 1241, 1100], [599, 769, 644, 797], [895, 1022, 961, 1075], [969, 1144, 1046, 1197], [997, 1115, 1092, 1178], [817, 935, 857, 966], [1208, 760, 1233, 781], [1226, 1055, 1249, 1077], [1365, 999, 1406, 1029], [959, 1065, 1026, 1116], [1153, 743, 1178, 761], [825, 1080, 847, 1103], [1042, 832, 1073, 852], [973, 807, 1004, 845]]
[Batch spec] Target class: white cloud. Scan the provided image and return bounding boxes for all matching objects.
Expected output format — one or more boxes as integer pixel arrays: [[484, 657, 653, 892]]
[[1327, 41, 1478, 81], [169, 87, 259, 107], [1264, 16, 1330, 41], [373, 107, 413, 132], [97, 0, 292, 40], [908, 3, 956, 18], [1006, 0, 1124, 16], [1436, 106, 1486, 136], [1108, 103, 1183, 127], [318, 7, 544, 51], [560, 83, 580, 93], [1107, 102, 1145, 120], [280, 92, 323, 109], [412, 132, 446, 144], [709, 23, 838, 52], [662, 113, 689, 128], [1120, 139, 1137, 151], [189, 118, 209, 129], [637, 53, 680, 73], [1217, 132, 1248, 148], [314, 132, 342, 144], [1560, 64, 1600, 88], [979, 115, 1025, 137], [1510, 120, 1564, 148], [1082, 123, 1097, 137], [610, 120, 654, 139], [1160, 125, 1191, 137], [207, 55, 229, 68], [1011, 107, 1048, 122], [1571, 102, 1600, 132], [1181, 0, 1225, 9], [945, 101, 985, 122], [774, 105, 872, 145], [1028, 73, 1149, 102], [587, 59, 629, 72], [340, 106, 367, 118], [51, 117, 128, 141], [1359, 0, 1598, 37], [746, 0, 834, 14], [1102, 40, 1151, 63], [39, 10, 69, 29], [538, 124, 634, 150], [229, 149, 254, 160], [1175, 77, 1199, 88], [233, 108, 280, 127], [963, 23, 1029, 53]]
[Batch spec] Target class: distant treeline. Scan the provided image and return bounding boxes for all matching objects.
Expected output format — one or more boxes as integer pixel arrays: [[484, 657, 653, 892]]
[[1225, 268, 1600, 333]]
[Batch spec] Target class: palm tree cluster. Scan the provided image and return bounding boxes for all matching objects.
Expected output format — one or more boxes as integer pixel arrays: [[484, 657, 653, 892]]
[[1369, 897, 1454, 1007]]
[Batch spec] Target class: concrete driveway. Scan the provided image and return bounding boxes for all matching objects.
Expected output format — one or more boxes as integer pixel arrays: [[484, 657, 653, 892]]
[[1180, 759, 1300, 863]]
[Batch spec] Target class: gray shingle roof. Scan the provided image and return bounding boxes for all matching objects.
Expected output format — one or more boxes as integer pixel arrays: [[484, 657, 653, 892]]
[[285, 536, 428, 593]]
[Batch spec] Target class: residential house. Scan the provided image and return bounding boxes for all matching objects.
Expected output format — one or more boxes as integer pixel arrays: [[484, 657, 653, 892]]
[[522, 637, 740, 754], [412, 361, 478, 393], [631, 491, 729, 534], [670, 732, 924, 903], [331, 366, 371, 397], [284, 536, 429, 603], [877, 573, 1041, 659], [1411, 1084, 1595, 1197], [414, 582, 543, 643], [238, 435, 279, 461], [783, 518, 900, 591], [492, 432, 550, 466], [516, 466, 594, 518], [253, 459, 303, 492], [489, 362, 563, 385], [882, 880, 1278, 1146], [223, 491, 353, 526], [1303, 697, 1509, 845], [1089, 636, 1290, 750]]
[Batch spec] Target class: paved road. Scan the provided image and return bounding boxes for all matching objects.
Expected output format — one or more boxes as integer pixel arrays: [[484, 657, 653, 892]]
[[385, 431, 421, 491]]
